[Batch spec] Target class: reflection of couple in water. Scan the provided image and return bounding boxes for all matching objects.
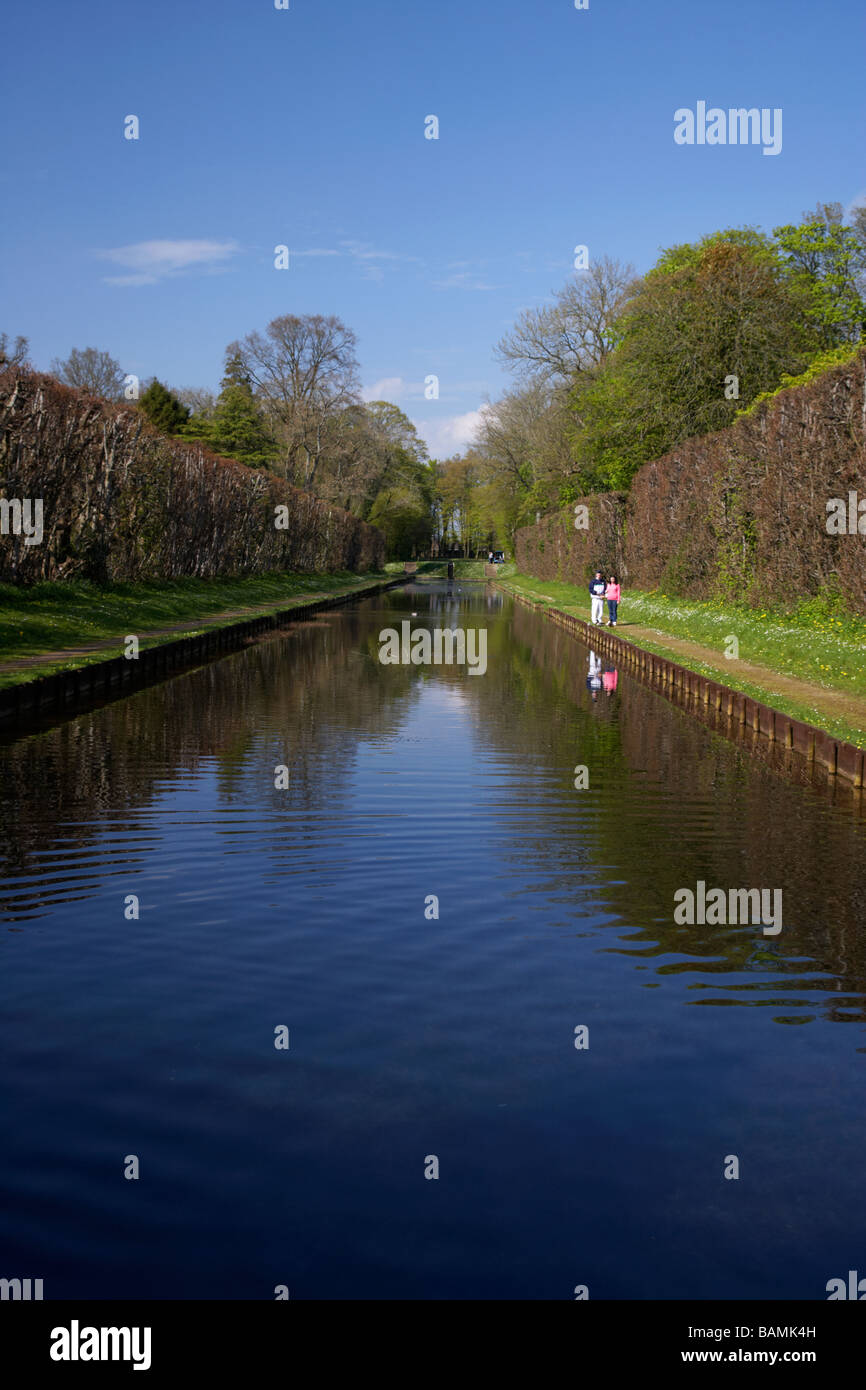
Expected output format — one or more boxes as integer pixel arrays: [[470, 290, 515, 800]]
[[586, 649, 618, 702]]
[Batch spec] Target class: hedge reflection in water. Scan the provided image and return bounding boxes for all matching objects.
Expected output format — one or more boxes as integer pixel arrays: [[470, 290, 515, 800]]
[[2, 580, 866, 1300], [2, 584, 865, 1026]]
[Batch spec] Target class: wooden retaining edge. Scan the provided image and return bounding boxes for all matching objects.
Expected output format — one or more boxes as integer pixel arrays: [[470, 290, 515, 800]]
[[0, 577, 403, 729], [501, 589, 865, 789]]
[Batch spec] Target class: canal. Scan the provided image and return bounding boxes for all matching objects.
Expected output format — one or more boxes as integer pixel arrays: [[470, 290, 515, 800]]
[[1, 581, 865, 1299]]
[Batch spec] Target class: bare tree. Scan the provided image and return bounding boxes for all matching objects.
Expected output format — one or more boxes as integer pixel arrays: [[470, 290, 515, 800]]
[[313, 401, 431, 515], [176, 387, 217, 418], [0, 333, 30, 369], [50, 346, 126, 400], [496, 256, 636, 384], [313, 404, 386, 512], [228, 314, 361, 489], [364, 400, 428, 465], [474, 380, 573, 495]]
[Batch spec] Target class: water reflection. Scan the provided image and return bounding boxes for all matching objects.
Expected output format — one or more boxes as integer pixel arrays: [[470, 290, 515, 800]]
[[1, 580, 865, 1299], [2, 584, 864, 1027], [585, 649, 620, 702], [586, 648, 603, 699], [507, 601, 866, 1027]]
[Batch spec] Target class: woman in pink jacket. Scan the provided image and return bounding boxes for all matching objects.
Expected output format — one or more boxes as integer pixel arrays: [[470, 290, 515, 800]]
[[605, 575, 621, 626]]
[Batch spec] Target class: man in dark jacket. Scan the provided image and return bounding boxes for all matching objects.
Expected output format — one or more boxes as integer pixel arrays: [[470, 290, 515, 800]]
[[589, 572, 606, 626]]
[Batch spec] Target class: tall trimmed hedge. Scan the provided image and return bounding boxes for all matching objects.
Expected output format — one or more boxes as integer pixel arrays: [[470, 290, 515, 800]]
[[515, 347, 866, 609], [0, 369, 385, 583]]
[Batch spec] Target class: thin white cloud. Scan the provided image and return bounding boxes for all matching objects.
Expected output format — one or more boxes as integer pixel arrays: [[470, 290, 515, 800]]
[[100, 238, 240, 285], [362, 376, 410, 402], [279, 240, 419, 282], [364, 375, 491, 403], [432, 271, 497, 291], [412, 410, 484, 458], [104, 273, 161, 287], [340, 240, 419, 263], [344, 240, 423, 281]]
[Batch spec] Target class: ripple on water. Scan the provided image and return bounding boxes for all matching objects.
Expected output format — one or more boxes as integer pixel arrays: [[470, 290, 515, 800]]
[[1, 586, 865, 1297]]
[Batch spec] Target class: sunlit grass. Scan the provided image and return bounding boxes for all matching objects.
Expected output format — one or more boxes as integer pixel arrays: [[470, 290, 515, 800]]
[[0, 571, 388, 687], [499, 573, 866, 748]]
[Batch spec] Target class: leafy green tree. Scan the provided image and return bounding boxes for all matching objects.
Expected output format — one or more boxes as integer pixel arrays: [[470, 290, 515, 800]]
[[174, 387, 218, 452], [363, 400, 428, 468], [851, 202, 866, 297], [437, 453, 489, 557], [363, 407, 436, 556], [466, 203, 866, 519], [773, 203, 866, 347], [209, 383, 277, 467], [573, 229, 820, 489], [367, 485, 432, 558], [203, 353, 278, 468], [221, 350, 251, 390], [138, 379, 190, 435]]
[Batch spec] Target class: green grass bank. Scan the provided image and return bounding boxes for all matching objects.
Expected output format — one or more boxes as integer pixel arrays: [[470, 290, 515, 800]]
[[0, 571, 389, 689], [497, 572, 866, 749]]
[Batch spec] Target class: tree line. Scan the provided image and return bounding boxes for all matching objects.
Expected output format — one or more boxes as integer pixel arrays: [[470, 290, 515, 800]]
[[6, 197, 862, 560], [465, 199, 866, 544], [0, 323, 495, 561]]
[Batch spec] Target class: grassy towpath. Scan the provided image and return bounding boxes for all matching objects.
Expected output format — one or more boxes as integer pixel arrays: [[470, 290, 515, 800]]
[[497, 573, 866, 749], [0, 571, 390, 689]]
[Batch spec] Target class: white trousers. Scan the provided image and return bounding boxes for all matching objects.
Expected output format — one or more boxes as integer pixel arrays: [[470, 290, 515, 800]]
[[591, 596, 604, 625]]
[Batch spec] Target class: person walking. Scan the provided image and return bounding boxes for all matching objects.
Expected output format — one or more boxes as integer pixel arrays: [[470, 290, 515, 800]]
[[589, 571, 606, 626], [605, 574, 621, 626]]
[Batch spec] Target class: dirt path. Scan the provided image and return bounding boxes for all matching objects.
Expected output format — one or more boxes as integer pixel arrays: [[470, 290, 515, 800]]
[[615, 620, 866, 722], [0, 591, 339, 673]]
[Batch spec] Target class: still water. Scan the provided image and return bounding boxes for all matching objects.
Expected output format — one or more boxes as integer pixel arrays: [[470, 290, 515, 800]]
[[1, 582, 865, 1300]]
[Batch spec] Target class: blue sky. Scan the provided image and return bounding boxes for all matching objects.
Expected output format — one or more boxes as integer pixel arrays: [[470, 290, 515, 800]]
[[2, 0, 864, 458]]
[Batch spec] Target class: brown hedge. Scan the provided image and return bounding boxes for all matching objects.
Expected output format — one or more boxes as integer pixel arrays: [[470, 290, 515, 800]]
[[515, 347, 866, 608], [0, 369, 385, 583]]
